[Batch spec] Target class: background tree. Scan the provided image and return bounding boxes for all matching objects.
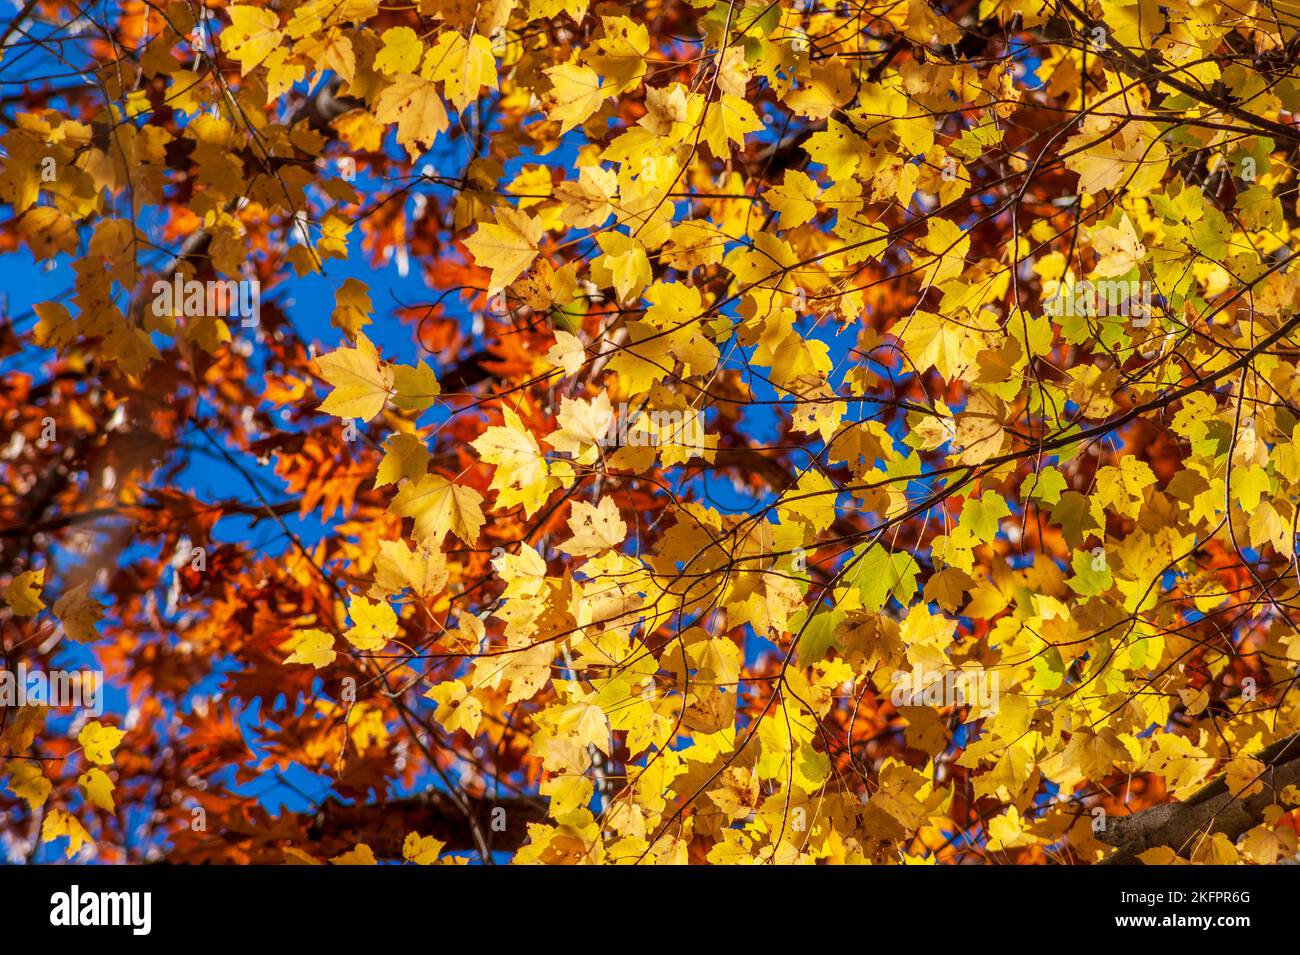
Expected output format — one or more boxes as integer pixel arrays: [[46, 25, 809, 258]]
[[2, 0, 1300, 865]]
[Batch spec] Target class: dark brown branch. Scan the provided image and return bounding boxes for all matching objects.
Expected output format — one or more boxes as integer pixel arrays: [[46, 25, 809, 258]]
[[307, 792, 548, 856], [1099, 733, 1300, 864]]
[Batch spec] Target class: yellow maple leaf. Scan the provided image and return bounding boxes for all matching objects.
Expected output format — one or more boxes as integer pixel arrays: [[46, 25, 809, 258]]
[[284, 629, 337, 668], [78, 720, 125, 766], [547, 394, 613, 465], [777, 470, 837, 533], [987, 806, 1033, 849], [919, 216, 970, 288], [8, 761, 51, 810], [41, 809, 94, 858], [559, 497, 628, 557], [316, 333, 393, 422], [463, 208, 543, 297], [427, 679, 484, 736], [224, 6, 283, 76], [331, 277, 372, 335], [330, 843, 377, 865], [592, 232, 652, 303], [1225, 756, 1266, 799], [1088, 216, 1146, 279], [427, 32, 497, 113], [1240, 815, 1297, 864], [555, 166, 617, 229], [604, 320, 677, 396], [78, 767, 115, 812], [701, 93, 762, 159], [804, 118, 869, 179], [373, 26, 423, 76], [403, 831, 447, 864], [372, 540, 448, 599], [375, 432, 430, 488], [542, 61, 605, 133], [344, 593, 397, 651], [585, 15, 649, 94], [471, 407, 557, 516], [547, 330, 586, 376], [19, 207, 77, 260], [765, 170, 820, 229], [374, 73, 449, 159], [392, 360, 442, 412], [3, 568, 45, 616], [390, 473, 485, 546]]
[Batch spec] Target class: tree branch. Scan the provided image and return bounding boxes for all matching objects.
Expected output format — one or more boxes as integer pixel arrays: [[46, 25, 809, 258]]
[[307, 792, 548, 856], [1099, 732, 1300, 864]]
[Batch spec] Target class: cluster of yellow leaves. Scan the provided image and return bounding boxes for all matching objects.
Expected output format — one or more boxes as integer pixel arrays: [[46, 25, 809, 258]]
[[0, 572, 129, 856]]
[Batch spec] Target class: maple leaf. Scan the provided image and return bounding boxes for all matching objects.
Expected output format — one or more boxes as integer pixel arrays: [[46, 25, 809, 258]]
[[464, 208, 543, 297], [902, 311, 981, 381], [3, 568, 44, 615], [559, 498, 627, 557], [78, 768, 115, 812], [919, 216, 970, 288], [592, 233, 652, 303], [375, 74, 449, 159], [344, 593, 398, 651], [373, 540, 448, 599], [1240, 813, 1298, 864], [1225, 756, 1266, 799], [224, 6, 283, 76], [8, 762, 51, 810], [330, 844, 378, 865], [374, 27, 423, 76], [845, 545, 918, 612], [54, 582, 103, 643], [471, 407, 557, 516], [701, 93, 762, 159], [332, 277, 372, 335], [555, 166, 617, 229], [391, 361, 442, 412], [79, 721, 125, 766], [317, 333, 393, 422], [547, 394, 613, 464], [19, 207, 79, 263], [961, 492, 1009, 543], [542, 62, 605, 133], [403, 832, 447, 864], [427, 679, 483, 737], [284, 629, 338, 669], [804, 118, 869, 178], [375, 432, 430, 488], [1088, 216, 1146, 278], [547, 330, 586, 376], [390, 474, 485, 547], [766, 170, 820, 229], [427, 32, 497, 113], [41, 810, 94, 859], [777, 470, 837, 533]]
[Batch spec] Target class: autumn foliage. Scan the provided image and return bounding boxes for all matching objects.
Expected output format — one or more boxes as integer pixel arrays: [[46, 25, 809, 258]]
[[3, 0, 1300, 866]]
